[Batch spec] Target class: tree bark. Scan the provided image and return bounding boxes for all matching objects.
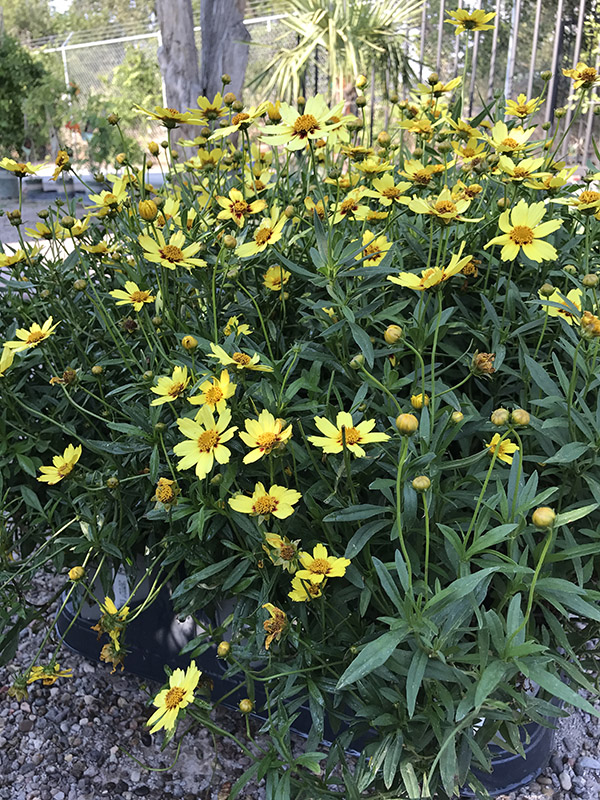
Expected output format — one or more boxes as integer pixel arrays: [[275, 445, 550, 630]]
[[199, 0, 249, 102], [156, 0, 201, 144]]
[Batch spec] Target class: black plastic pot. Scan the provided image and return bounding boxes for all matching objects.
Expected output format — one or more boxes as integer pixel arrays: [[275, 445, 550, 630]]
[[460, 711, 559, 798], [58, 597, 558, 796]]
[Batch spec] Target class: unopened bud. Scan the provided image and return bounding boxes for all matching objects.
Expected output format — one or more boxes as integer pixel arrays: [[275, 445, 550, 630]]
[[412, 475, 431, 492], [297, 96, 306, 108], [239, 698, 253, 714], [349, 354, 365, 370], [138, 199, 158, 221], [583, 273, 598, 287], [106, 476, 119, 489], [73, 279, 87, 291], [107, 113, 119, 125], [181, 335, 198, 350], [413, 147, 423, 158], [532, 507, 555, 529], [148, 141, 160, 156], [223, 92, 236, 106], [232, 100, 243, 113], [223, 234, 237, 249], [384, 324, 403, 345], [451, 410, 464, 423], [61, 215, 76, 228], [540, 71, 552, 82], [564, 264, 577, 275], [69, 566, 85, 581], [511, 408, 530, 426], [284, 205, 295, 218], [356, 74, 367, 88], [539, 282, 555, 297], [217, 641, 231, 658], [491, 407, 510, 426], [91, 365, 103, 376], [221, 73, 231, 85], [395, 413, 419, 435], [427, 72, 439, 85], [411, 393, 430, 410], [356, 95, 367, 108]]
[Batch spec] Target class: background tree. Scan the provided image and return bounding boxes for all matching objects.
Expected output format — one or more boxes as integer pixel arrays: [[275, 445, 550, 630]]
[[199, 0, 249, 101]]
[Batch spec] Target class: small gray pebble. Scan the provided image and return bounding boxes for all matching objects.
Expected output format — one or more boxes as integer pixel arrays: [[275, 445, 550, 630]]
[[559, 770, 572, 791], [18, 720, 33, 733], [579, 756, 600, 770], [563, 735, 579, 753], [551, 754, 565, 774]]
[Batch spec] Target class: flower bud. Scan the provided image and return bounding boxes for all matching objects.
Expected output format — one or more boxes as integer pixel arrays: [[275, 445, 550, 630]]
[[413, 147, 423, 158], [539, 282, 555, 297], [349, 354, 365, 370], [217, 641, 231, 658], [532, 507, 555, 529], [69, 566, 85, 581], [161, 140, 169, 149], [412, 475, 431, 492], [107, 113, 119, 125], [395, 413, 419, 435], [411, 393, 430, 410], [427, 72, 439, 85], [73, 279, 87, 291], [297, 96, 306, 108], [451, 410, 464, 423], [223, 234, 237, 249], [490, 407, 509, 426], [555, 107, 566, 119], [564, 264, 577, 275], [106, 476, 119, 489], [389, 92, 399, 103], [7, 210, 22, 225], [384, 324, 403, 345], [116, 152, 127, 165], [152, 316, 163, 327], [40, 289, 51, 299], [377, 131, 391, 148], [138, 199, 158, 221], [497, 197, 509, 210], [38, 209, 50, 220], [223, 91, 236, 106], [181, 335, 198, 350], [154, 422, 167, 433], [239, 698, 253, 714], [232, 100, 243, 113], [148, 141, 160, 156], [356, 95, 367, 108], [583, 273, 598, 287], [61, 215, 76, 229], [143, 370, 154, 381], [541, 71, 552, 82], [91, 365, 103, 376], [541, 121, 551, 131], [356, 74, 367, 88], [221, 73, 231, 85], [511, 408, 530, 426]]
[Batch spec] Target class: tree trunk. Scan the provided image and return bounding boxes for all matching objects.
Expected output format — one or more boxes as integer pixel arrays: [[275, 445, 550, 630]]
[[156, 0, 201, 144], [199, 0, 249, 102]]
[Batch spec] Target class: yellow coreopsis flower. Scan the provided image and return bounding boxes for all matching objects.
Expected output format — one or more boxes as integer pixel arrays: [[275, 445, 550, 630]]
[[399, 160, 442, 186], [409, 187, 475, 224], [51, 150, 70, 181], [445, 8, 496, 34], [173, 406, 238, 479], [139, 230, 207, 271], [235, 207, 287, 257], [296, 543, 351, 585], [86, 178, 128, 211], [484, 199, 561, 262], [540, 288, 582, 326], [147, 661, 201, 734], [151, 477, 180, 509], [228, 482, 301, 520], [554, 189, 600, 214], [364, 173, 411, 206], [387, 243, 472, 290], [262, 603, 288, 650], [355, 231, 392, 266], [193, 93, 226, 122], [239, 409, 292, 464], [497, 156, 548, 182], [0, 158, 42, 178], [263, 533, 301, 572], [24, 221, 63, 240], [487, 121, 535, 154], [26, 663, 73, 686], [188, 370, 236, 412], [563, 62, 600, 90], [150, 366, 190, 406], [37, 444, 82, 485], [223, 316, 252, 337], [134, 104, 198, 127], [416, 76, 462, 97], [208, 343, 273, 372], [330, 188, 370, 224], [354, 156, 393, 176], [0, 346, 14, 377], [210, 102, 269, 139], [288, 575, 324, 602], [216, 188, 267, 228], [308, 410, 390, 457], [450, 137, 487, 163], [485, 433, 518, 465], [304, 195, 328, 220], [505, 94, 542, 119], [0, 248, 36, 267], [261, 94, 344, 151], [4, 316, 59, 352], [109, 281, 155, 312]]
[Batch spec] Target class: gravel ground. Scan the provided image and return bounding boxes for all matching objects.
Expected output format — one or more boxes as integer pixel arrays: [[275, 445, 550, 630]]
[[2, 570, 600, 800]]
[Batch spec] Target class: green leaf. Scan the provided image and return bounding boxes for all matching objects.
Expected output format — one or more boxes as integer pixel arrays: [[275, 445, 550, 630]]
[[474, 661, 507, 709], [518, 662, 600, 717], [16, 454, 37, 477], [106, 422, 147, 436], [555, 503, 598, 526], [323, 504, 389, 522], [344, 519, 389, 558], [383, 733, 403, 790], [336, 628, 406, 689], [20, 485, 43, 513], [170, 557, 236, 600], [523, 354, 562, 398], [544, 442, 589, 465], [349, 322, 374, 368], [440, 735, 458, 798], [400, 761, 422, 800], [406, 648, 428, 717], [372, 557, 403, 613]]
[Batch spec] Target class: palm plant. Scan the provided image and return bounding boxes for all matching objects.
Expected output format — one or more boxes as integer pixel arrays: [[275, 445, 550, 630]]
[[250, 0, 424, 102]]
